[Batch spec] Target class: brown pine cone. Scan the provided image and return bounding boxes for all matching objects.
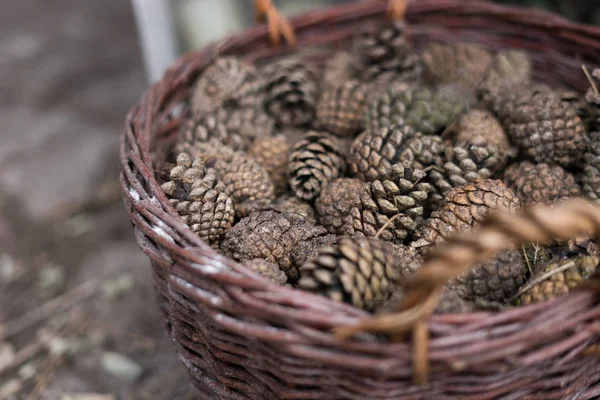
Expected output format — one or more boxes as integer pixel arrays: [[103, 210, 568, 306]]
[[443, 110, 510, 158], [488, 84, 587, 166], [349, 125, 444, 182], [244, 259, 288, 285], [178, 105, 275, 153], [196, 144, 275, 217], [315, 178, 364, 235], [451, 248, 525, 303], [221, 210, 336, 282], [263, 58, 319, 127], [190, 57, 264, 118], [287, 131, 346, 201], [502, 161, 536, 190], [429, 142, 506, 208], [298, 236, 409, 311], [160, 153, 235, 243], [270, 195, 316, 225], [479, 50, 532, 99], [421, 42, 493, 88], [507, 162, 581, 206], [364, 83, 473, 135], [315, 80, 370, 137], [412, 179, 520, 251], [248, 136, 291, 195], [351, 21, 422, 83], [322, 51, 353, 88], [520, 255, 599, 305], [350, 162, 431, 243], [582, 131, 600, 202], [435, 288, 475, 314]]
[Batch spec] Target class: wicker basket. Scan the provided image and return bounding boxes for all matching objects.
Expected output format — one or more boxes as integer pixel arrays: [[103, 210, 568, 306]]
[[120, 1, 600, 398]]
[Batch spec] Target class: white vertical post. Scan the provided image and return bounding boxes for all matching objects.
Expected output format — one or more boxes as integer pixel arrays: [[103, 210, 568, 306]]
[[131, 0, 179, 83]]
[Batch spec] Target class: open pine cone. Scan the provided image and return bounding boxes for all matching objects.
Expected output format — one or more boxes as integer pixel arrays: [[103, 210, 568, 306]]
[[316, 80, 370, 137]]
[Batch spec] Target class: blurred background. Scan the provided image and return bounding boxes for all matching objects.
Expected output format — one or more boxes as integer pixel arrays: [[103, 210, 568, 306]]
[[0, 1, 597, 399]]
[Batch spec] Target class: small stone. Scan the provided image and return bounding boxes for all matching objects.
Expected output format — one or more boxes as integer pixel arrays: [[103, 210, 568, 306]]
[[60, 394, 116, 400], [18, 361, 38, 381], [103, 274, 135, 299], [0, 342, 16, 371], [100, 352, 143, 382], [38, 263, 65, 295]]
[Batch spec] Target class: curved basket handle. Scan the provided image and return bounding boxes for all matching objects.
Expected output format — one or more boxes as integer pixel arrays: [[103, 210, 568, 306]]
[[334, 198, 600, 384], [253, 0, 408, 47]]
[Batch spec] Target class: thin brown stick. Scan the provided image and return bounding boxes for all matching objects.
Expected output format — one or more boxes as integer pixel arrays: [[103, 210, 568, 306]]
[[412, 321, 429, 385], [508, 260, 576, 303], [25, 354, 64, 400], [375, 214, 402, 238], [583, 65, 598, 95], [522, 243, 533, 277], [0, 280, 98, 341]]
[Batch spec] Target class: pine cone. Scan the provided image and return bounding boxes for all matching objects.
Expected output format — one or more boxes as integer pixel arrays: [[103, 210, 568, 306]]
[[315, 178, 364, 235], [351, 21, 422, 83], [582, 131, 600, 201], [429, 142, 505, 208], [364, 84, 472, 135], [479, 50, 532, 98], [244, 259, 288, 285], [298, 236, 408, 311], [323, 51, 354, 88], [197, 145, 275, 217], [160, 153, 235, 243], [520, 255, 599, 305], [443, 110, 510, 158], [316, 80, 370, 137], [178, 105, 275, 153], [349, 125, 444, 182], [412, 179, 520, 251], [249, 136, 291, 194], [263, 58, 319, 127], [422, 42, 493, 88], [506, 162, 581, 206], [502, 161, 536, 190], [287, 131, 346, 201], [270, 195, 316, 225], [488, 84, 587, 166], [451, 248, 525, 303], [190, 57, 264, 118], [350, 162, 431, 243], [221, 210, 336, 282], [435, 288, 475, 314]]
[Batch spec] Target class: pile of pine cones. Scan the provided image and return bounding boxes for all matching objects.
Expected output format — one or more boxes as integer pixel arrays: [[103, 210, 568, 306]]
[[160, 21, 600, 314]]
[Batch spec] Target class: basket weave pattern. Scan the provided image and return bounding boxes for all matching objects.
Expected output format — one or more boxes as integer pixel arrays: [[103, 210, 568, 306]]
[[121, 1, 600, 398]]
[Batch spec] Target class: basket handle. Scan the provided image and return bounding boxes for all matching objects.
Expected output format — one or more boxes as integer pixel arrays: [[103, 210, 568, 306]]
[[334, 198, 600, 384], [253, 0, 407, 47]]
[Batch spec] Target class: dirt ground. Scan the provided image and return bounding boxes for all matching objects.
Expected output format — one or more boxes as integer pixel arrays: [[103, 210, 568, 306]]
[[0, 1, 196, 398]]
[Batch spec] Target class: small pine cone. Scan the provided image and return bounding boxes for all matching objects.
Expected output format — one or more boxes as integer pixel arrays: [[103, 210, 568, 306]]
[[502, 161, 536, 190], [435, 288, 475, 314], [287, 131, 346, 201], [190, 57, 264, 118], [199, 146, 275, 217], [429, 143, 505, 206], [421, 42, 493, 88], [263, 58, 319, 127], [270, 195, 316, 225], [451, 248, 525, 303], [412, 179, 520, 251], [582, 131, 600, 201], [351, 21, 422, 83], [350, 162, 431, 243], [221, 210, 335, 282], [323, 51, 354, 88], [364, 84, 472, 135], [490, 85, 587, 166], [507, 163, 581, 206], [160, 153, 235, 242], [244, 259, 287, 285], [178, 105, 275, 153], [316, 178, 364, 235], [249, 136, 291, 194], [520, 255, 599, 304], [349, 125, 444, 182], [316, 80, 370, 137], [298, 236, 407, 311], [479, 50, 532, 98], [443, 110, 510, 159]]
